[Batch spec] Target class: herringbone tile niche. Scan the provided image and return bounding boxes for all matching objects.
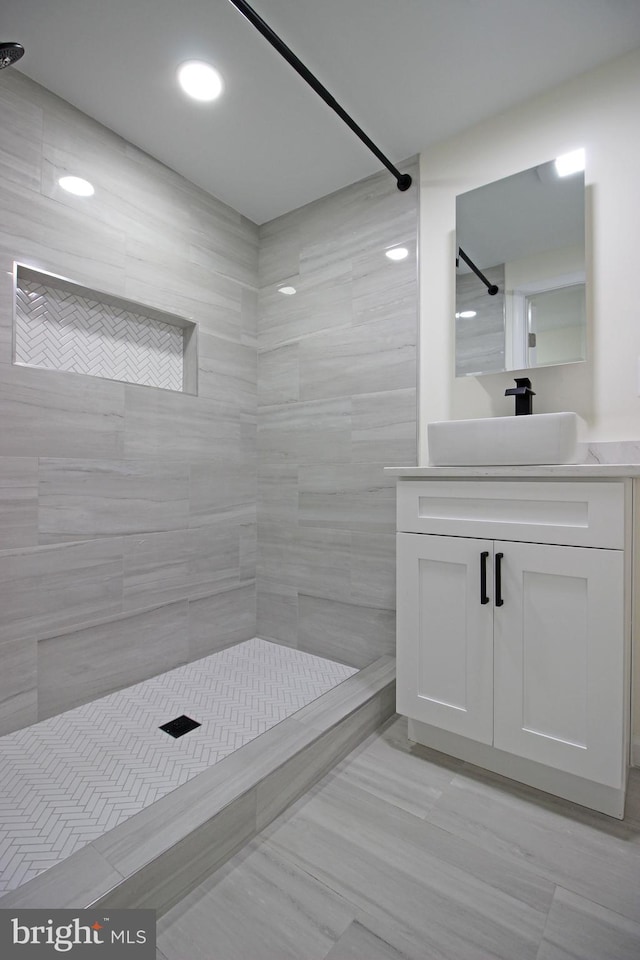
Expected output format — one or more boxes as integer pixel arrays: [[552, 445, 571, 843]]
[[15, 265, 197, 394]]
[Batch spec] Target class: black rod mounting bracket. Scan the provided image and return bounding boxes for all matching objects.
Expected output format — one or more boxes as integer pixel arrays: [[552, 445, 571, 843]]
[[226, 0, 412, 192]]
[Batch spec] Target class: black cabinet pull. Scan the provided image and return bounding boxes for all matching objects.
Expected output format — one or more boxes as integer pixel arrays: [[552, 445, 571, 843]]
[[495, 552, 504, 606], [480, 551, 490, 604]]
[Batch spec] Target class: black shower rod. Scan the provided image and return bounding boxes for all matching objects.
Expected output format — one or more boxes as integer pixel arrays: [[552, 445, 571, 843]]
[[226, 0, 412, 192]]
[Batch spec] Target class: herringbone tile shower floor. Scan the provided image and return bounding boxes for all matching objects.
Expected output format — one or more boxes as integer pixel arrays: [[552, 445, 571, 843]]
[[0, 638, 356, 895]]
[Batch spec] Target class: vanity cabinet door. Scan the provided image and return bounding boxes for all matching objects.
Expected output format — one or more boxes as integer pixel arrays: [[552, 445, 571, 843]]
[[493, 541, 625, 788], [396, 533, 494, 744]]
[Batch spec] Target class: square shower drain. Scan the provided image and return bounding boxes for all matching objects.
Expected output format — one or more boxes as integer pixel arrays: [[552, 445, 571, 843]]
[[159, 715, 202, 738]]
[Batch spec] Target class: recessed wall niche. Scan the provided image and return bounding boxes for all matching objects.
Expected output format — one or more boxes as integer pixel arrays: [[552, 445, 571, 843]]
[[14, 264, 197, 394]]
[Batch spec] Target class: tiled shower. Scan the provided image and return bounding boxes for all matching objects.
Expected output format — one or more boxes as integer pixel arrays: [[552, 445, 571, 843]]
[[0, 67, 416, 899], [0, 67, 417, 740]]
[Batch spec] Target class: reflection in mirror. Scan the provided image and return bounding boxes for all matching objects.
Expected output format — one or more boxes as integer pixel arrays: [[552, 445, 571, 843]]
[[455, 153, 585, 377]]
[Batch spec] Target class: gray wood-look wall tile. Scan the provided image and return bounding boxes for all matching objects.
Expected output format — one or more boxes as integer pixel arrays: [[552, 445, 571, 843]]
[[188, 584, 256, 660], [37, 601, 190, 720], [350, 533, 397, 610], [0, 365, 126, 459], [0, 635, 37, 736], [0, 457, 38, 548], [258, 462, 298, 523], [38, 459, 190, 543], [0, 74, 43, 192], [0, 538, 124, 645], [258, 344, 299, 406], [258, 398, 352, 465], [123, 386, 241, 460], [257, 582, 299, 647], [297, 596, 395, 669], [122, 529, 191, 612], [189, 457, 256, 527], [0, 70, 258, 726], [351, 389, 417, 464], [198, 333, 257, 413], [186, 523, 241, 600], [298, 464, 396, 534], [256, 159, 418, 664], [298, 317, 416, 403]]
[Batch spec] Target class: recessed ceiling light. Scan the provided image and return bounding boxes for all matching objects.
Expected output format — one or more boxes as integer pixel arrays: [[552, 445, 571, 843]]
[[277, 285, 297, 295], [455, 311, 477, 319], [555, 148, 585, 177], [177, 61, 224, 102], [385, 246, 409, 261], [58, 176, 95, 197]]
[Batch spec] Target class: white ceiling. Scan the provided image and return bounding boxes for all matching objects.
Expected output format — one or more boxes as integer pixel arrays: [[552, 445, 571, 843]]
[[4, 0, 640, 224]]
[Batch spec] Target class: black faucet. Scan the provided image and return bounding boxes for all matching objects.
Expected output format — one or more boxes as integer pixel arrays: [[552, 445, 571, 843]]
[[505, 377, 535, 416]]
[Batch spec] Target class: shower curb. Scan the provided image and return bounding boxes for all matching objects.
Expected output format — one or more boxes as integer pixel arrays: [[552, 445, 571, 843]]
[[0, 655, 395, 914]]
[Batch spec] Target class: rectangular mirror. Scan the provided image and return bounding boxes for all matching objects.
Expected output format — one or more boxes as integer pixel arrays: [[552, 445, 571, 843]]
[[455, 152, 586, 378]]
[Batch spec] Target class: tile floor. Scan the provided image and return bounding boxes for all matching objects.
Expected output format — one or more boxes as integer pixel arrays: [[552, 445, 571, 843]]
[[157, 715, 640, 960], [0, 638, 356, 895]]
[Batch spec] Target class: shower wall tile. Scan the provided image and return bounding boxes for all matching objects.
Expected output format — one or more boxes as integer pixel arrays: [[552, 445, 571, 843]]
[[257, 343, 299, 406], [0, 79, 43, 192], [0, 636, 37, 736], [351, 388, 417, 464], [0, 70, 259, 731], [188, 584, 256, 660], [186, 524, 242, 600], [257, 158, 418, 666], [189, 220, 259, 291], [189, 458, 256, 526], [122, 385, 241, 460], [257, 521, 302, 587], [298, 316, 416, 402], [258, 398, 352, 465], [0, 364, 125, 459], [0, 184, 127, 293], [0, 457, 38, 548], [257, 462, 298, 523], [298, 463, 397, 534], [123, 248, 244, 342], [240, 522, 257, 583], [37, 601, 190, 720], [259, 263, 351, 351], [258, 213, 302, 287], [351, 239, 418, 328], [122, 529, 191, 612], [350, 532, 397, 610], [297, 595, 395, 669], [0, 538, 124, 645], [198, 333, 257, 413], [38, 459, 190, 543], [241, 288, 258, 343], [257, 582, 299, 647], [295, 527, 352, 604]]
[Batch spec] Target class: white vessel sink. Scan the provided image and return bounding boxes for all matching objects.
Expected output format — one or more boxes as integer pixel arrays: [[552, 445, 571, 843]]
[[428, 412, 584, 466]]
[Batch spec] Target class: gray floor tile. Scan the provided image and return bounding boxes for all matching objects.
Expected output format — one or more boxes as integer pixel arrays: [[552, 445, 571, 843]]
[[536, 886, 640, 960], [424, 762, 640, 923], [267, 775, 553, 960], [157, 839, 356, 960]]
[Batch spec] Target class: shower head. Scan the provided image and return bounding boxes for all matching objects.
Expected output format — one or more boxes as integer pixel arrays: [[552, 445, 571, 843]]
[[0, 43, 25, 70]]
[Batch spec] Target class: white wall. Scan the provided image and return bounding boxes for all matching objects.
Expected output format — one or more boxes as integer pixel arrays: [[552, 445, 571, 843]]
[[418, 47, 640, 459]]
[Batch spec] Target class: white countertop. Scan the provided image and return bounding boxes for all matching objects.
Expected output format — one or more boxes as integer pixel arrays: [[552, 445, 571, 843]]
[[385, 464, 640, 479]]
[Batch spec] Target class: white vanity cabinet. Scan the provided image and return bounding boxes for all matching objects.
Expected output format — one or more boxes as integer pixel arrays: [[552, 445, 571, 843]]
[[395, 476, 632, 818]]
